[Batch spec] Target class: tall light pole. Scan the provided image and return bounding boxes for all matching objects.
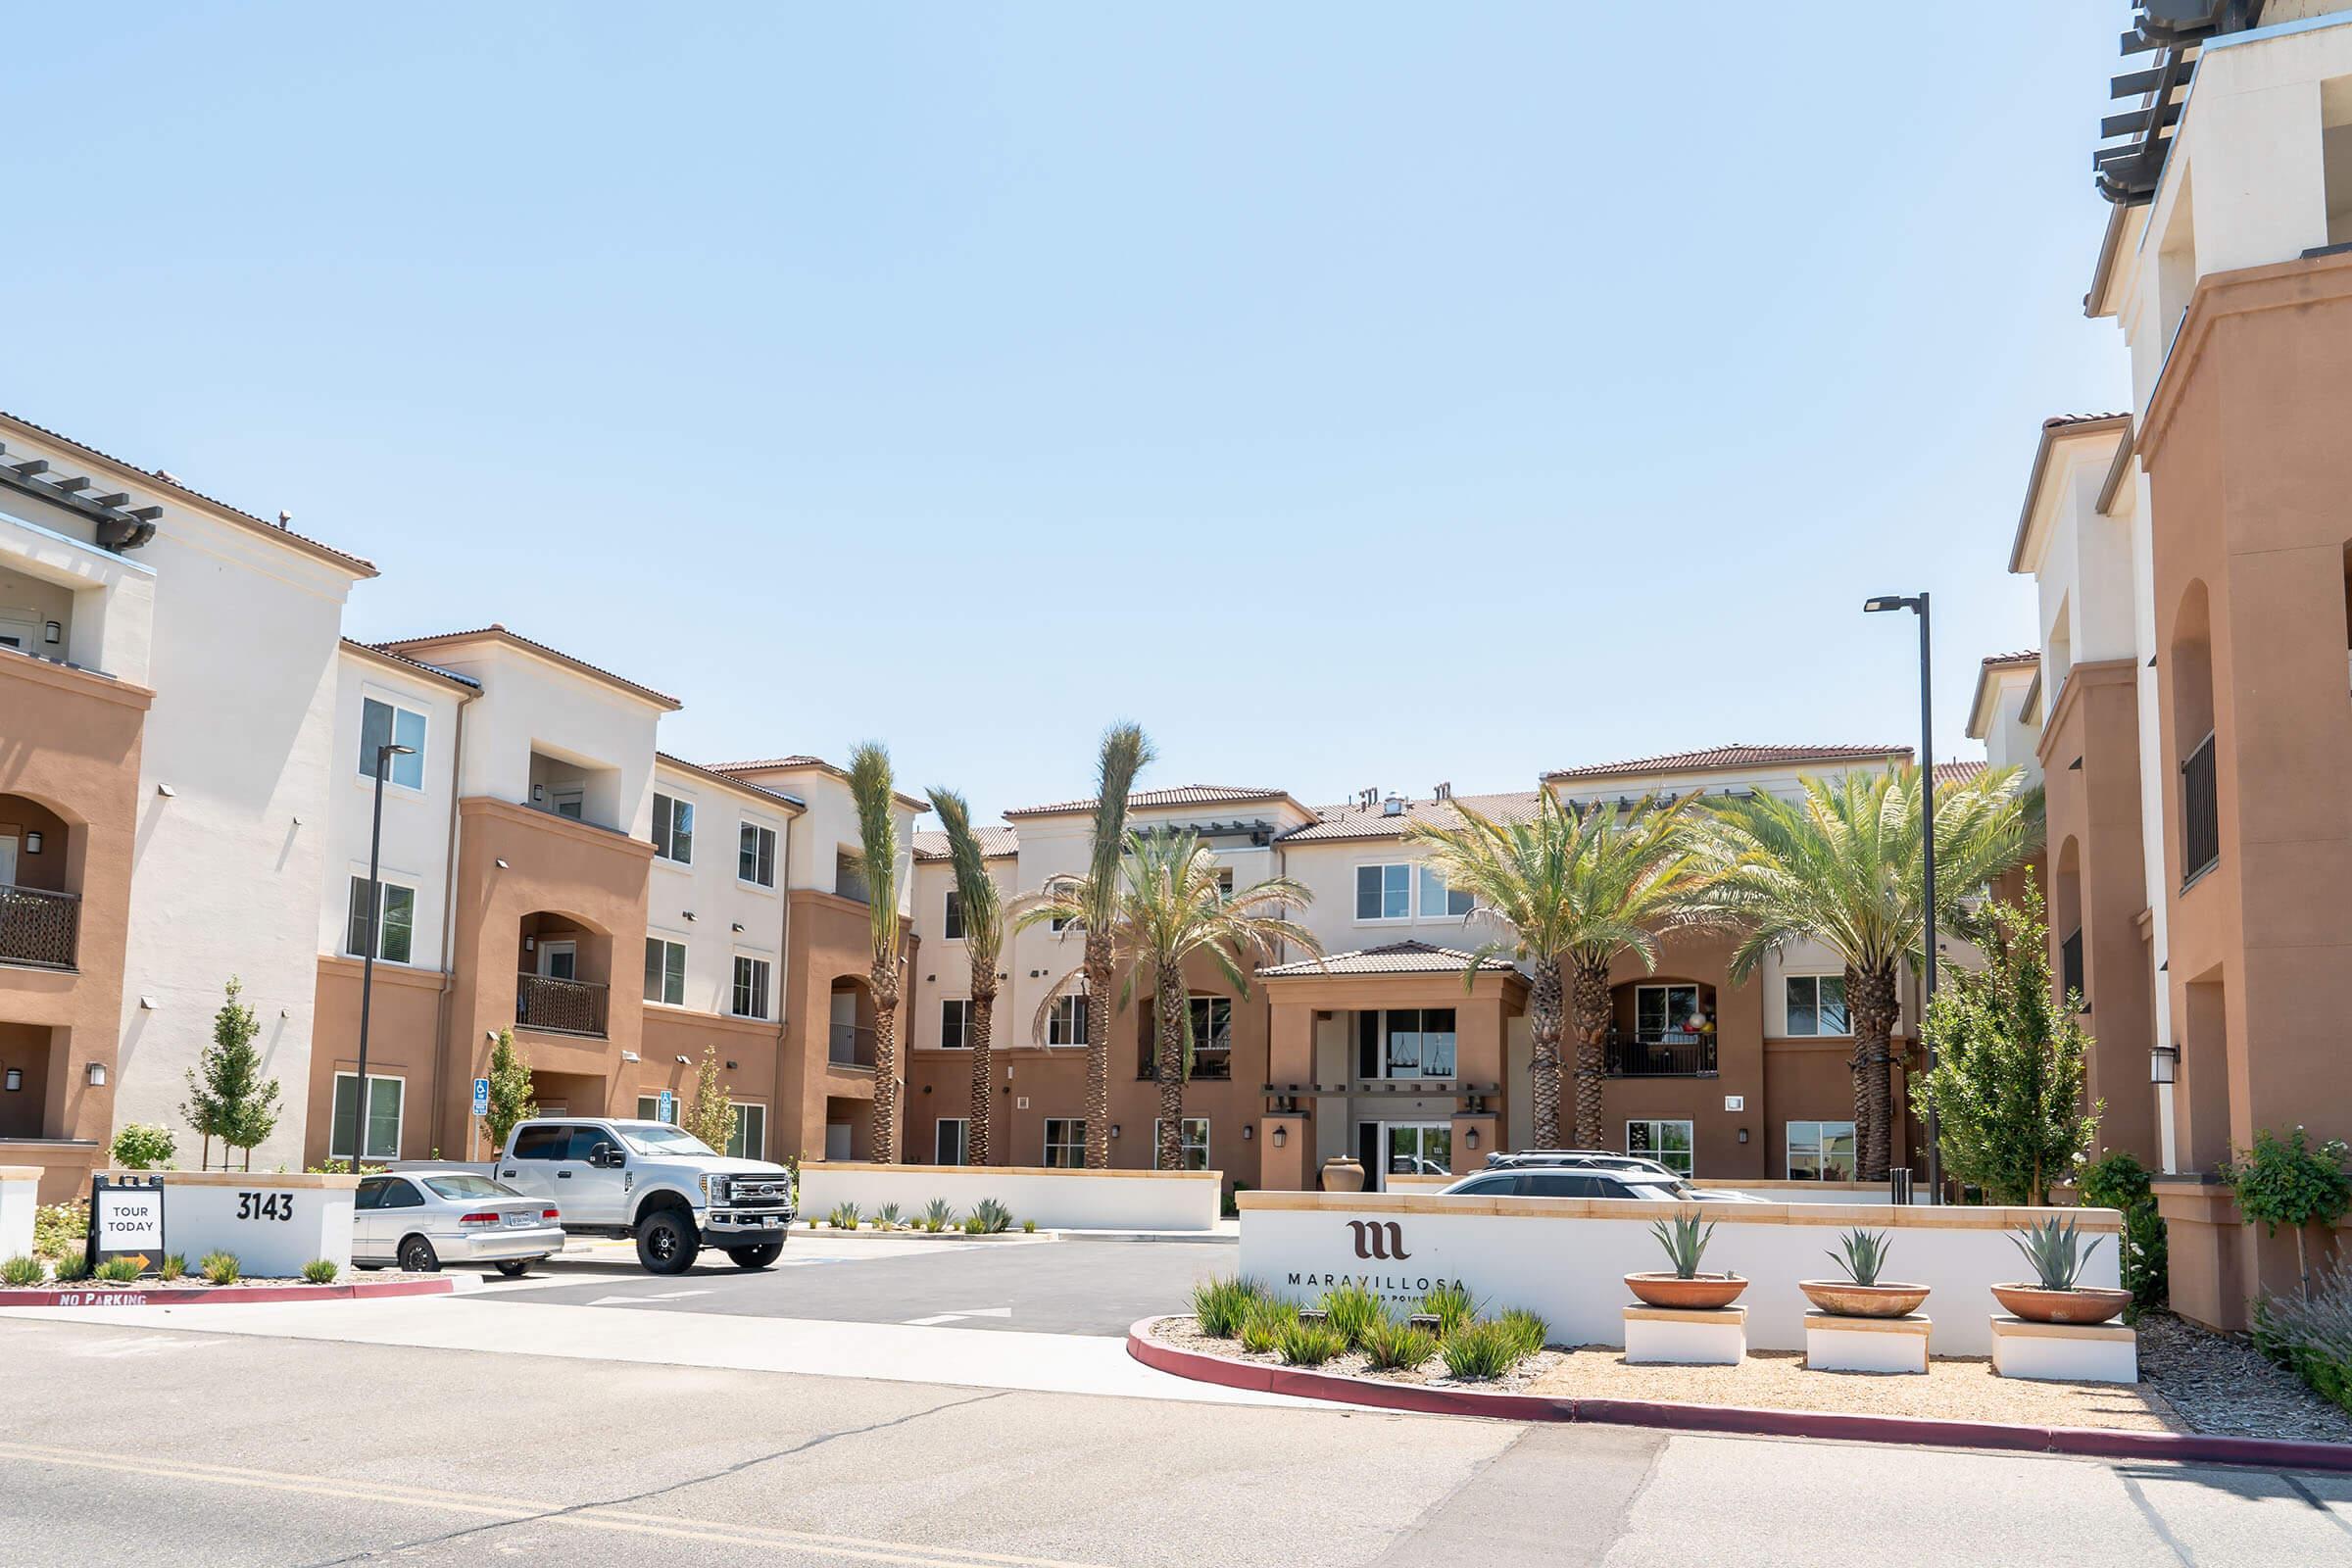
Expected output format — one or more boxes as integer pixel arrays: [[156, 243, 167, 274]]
[[1864, 592, 1937, 1200], [353, 740, 416, 1170]]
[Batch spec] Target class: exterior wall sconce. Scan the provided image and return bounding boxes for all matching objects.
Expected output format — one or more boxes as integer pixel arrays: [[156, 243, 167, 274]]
[[673, 1054, 692, 1066], [4, 1068, 21, 1092], [1738, 1127, 1750, 1144], [1464, 1127, 1480, 1151], [1109, 1124, 1121, 1140], [732, 922, 745, 933], [86, 1062, 108, 1087], [155, 784, 175, 798], [724, 1060, 738, 1070], [494, 858, 511, 869], [1241, 1124, 1253, 1142], [531, 784, 546, 802], [522, 935, 536, 952], [43, 620, 62, 645], [2151, 1043, 2180, 1085], [1272, 1125, 1288, 1150], [22, 831, 40, 854]]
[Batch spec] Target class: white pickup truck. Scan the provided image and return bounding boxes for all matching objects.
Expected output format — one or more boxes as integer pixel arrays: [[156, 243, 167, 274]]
[[401, 1117, 795, 1275]]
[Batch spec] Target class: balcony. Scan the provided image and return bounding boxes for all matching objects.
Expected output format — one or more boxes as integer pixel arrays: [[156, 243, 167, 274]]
[[514, 971, 607, 1038], [2180, 732, 2219, 886], [829, 1023, 876, 1068], [0, 886, 78, 971], [1604, 1027, 1717, 1078], [1138, 1041, 1233, 1081]]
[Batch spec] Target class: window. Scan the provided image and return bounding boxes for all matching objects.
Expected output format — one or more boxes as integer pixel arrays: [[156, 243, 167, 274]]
[[330, 1072, 403, 1161], [1356, 1008, 1456, 1079], [944, 888, 964, 941], [634, 1094, 678, 1125], [1153, 1117, 1210, 1170], [1215, 867, 1235, 899], [727, 1102, 766, 1160], [1635, 984, 1702, 1043], [1141, 998, 1234, 1079], [358, 698, 426, 789], [1049, 912, 1080, 934], [511, 1125, 570, 1160], [1626, 1118, 1694, 1177], [732, 955, 772, 1019], [935, 1118, 969, 1165], [1418, 865, 1474, 918], [940, 999, 971, 1050], [1784, 975, 1849, 1037], [1787, 1120, 1857, 1181], [344, 875, 416, 964], [1048, 994, 1089, 1047], [835, 851, 869, 903], [653, 793, 694, 864], [738, 822, 776, 888], [1043, 1118, 1087, 1168], [643, 938, 686, 1006], [1355, 863, 1411, 921]]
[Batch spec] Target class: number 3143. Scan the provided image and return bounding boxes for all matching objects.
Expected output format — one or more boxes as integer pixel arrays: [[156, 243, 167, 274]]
[[236, 1192, 295, 1222]]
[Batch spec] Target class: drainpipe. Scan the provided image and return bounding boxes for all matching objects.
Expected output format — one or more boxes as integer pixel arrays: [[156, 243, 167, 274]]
[[428, 689, 475, 1158]]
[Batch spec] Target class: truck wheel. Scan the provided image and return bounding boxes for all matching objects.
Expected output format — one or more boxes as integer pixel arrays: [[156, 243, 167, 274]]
[[726, 1244, 783, 1270], [398, 1236, 440, 1274], [636, 1210, 700, 1275]]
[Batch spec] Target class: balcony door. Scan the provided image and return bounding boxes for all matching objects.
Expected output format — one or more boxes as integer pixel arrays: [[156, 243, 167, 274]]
[[538, 940, 577, 981], [0, 833, 16, 887]]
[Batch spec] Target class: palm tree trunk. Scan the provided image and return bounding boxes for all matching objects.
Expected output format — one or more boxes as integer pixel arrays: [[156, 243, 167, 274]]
[[1569, 956, 1611, 1151], [869, 965, 901, 1163], [1155, 963, 1186, 1170], [968, 978, 995, 1167], [1084, 930, 1112, 1169], [1847, 962, 1897, 1182], [1527, 956, 1565, 1151]]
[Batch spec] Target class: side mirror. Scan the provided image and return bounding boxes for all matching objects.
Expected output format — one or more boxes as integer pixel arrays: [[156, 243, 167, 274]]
[[591, 1144, 623, 1169]]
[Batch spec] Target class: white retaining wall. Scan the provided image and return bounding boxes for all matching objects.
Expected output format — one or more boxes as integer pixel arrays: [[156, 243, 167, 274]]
[[1709, 1181, 1899, 1206], [103, 1171, 358, 1276], [799, 1163, 1222, 1233], [0, 1167, 35, 1261], [1237, 1193, 2122, 1356]]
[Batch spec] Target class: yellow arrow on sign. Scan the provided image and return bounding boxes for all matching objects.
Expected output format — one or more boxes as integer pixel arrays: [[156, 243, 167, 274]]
[[122, 1254, 150, 1272]]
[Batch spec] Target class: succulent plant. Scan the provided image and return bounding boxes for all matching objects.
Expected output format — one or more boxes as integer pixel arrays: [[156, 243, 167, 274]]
[[1650, 1207, 1718, 1280], [1828, 1228, 1892, 1287], [2011, 1214, 2104, 1291]]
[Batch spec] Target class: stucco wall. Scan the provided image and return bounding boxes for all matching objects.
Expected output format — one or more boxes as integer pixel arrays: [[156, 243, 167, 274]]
[[800, 1161, 1221, 1232]]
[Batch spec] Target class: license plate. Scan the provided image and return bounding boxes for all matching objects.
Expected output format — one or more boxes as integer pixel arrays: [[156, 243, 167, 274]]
[[502, 1213, 537, 1228]]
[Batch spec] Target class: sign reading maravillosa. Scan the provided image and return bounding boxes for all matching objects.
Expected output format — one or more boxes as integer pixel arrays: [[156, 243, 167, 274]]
[[1278, 1219, 1462, 1306]]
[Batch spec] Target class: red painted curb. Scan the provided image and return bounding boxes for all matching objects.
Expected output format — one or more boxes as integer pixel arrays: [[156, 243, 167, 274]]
[[0, 1278, 456, 1307], [1127, 1317, 2352, 1474]]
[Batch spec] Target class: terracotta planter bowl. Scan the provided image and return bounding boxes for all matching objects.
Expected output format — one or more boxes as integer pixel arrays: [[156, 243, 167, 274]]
[[1798, 1281, 1931, 1318], [1991, 1283, 2133, 1325], [1625, 1272, 1747, 1309]]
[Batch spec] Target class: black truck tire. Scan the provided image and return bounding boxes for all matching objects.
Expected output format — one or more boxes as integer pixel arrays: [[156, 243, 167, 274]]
[[635, 1208, 701, 1275]]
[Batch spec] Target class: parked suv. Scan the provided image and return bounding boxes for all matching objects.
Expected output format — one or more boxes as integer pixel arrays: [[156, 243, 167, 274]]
[[1441, 1165, 1688, 1200]]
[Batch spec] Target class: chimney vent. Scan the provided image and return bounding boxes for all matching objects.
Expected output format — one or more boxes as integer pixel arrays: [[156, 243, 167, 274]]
[[1381, 793, 1406, 817]]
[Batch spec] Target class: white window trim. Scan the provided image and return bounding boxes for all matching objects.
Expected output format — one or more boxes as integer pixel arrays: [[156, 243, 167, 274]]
[[1352, 861, 1415, 924], [330, 1070, 405, 1162], [730, 952, 774, 1021], [1416, 863, 1475, 919], [1783, 974, 1852, 1039], [1633, 982, 1702, 1041], [942, 887, 966, 942], [1152, 1116, 1211, 1171], [934, 1117, 970, 1165], [357, 692, 430, 795], [653, 791, 696, 868], [736, 818, 780, 893], [644, 935, 688, 1008], [940, 998, 971, 1050], [1626, 1117, 1695, 1177], [1046, 994, 1089, 1048], [729, 1101, 768, 1160], [345, 871, 421, 967]]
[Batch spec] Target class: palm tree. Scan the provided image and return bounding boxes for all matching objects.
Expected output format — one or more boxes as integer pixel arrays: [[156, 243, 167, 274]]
[[1017, 723, 1152, 1168], [847, 742, 906, 1163], [925, 786, 1004, 1167], [1407, 792, 1712, 1151], [1112, 829, 1321, 1170], [1687, 764, 2042, 1181]]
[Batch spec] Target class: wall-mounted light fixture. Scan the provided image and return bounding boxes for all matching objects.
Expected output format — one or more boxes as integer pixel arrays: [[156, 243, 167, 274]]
[[621, 1050, 641, 1062], [23, 831, 41, 855], [1272, 1125, 1288, 1150], [1109, 1124, 1121, 1140], [724, 1060, 738, 1071], [522, 935, 536, 953], [86, 1062, 108, 1087], [1241, 1124, 1253, 1142], [683, 911, 697, 922], [43, 620, 62, 645], [138, 996, 157, 1010], [3, 1068, 21, 1092], [732, 922, 745, 933], [1465, 1127, 1480, 1152], [2151, 1043, 2180, 1085], [1737, 1127, 1750, 1144], [494, 858, 511, 870], [155, 784, 175, 798], [674, 1054, 692, 1065], [531, 784, 545, 802]]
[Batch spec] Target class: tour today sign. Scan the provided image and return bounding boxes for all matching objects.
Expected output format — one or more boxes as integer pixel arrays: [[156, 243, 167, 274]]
[[89, 1174, 167, 1271]]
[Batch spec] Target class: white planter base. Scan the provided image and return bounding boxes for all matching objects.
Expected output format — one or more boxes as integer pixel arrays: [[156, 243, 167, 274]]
[[1804, 1310, 1931, 1374], [1623, 1303, 1746, 1365], [1989, 1314, 2136, 1384]]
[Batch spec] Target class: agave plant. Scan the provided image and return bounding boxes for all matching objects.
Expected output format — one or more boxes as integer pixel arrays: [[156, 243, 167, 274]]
[[874, 1202, 903, 1232], [971, 1197, 1013, 1235], [2011, 1215, 2103, 1291], [921, 1198, 956, 1233], [1648, 1208, 1719, 1280], [1828, 1228, 1892, 1288]]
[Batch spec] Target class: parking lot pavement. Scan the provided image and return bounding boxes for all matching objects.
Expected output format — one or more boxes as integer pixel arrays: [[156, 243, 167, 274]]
[[472, 1232, 1235, 1336]]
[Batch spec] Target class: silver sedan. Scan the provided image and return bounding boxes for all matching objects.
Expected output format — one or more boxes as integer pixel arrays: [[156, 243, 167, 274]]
[[353, 1171, 564, 1277]]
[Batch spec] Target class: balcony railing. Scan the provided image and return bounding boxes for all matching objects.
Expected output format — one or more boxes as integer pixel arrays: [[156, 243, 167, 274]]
[[829, 1023, 876, 1068], [1139, 1044, 1233, 1081], [1604, 1028, 1717, 1078], [0, 885, 78, 970], [2181, 731, 2219, 885], [514, 972, 607, 1037], [2061, 928, 2086, 1009]]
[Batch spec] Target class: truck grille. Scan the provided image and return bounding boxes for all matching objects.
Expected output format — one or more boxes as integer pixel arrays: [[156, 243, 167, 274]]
[[727, 1179, 792, 1206]]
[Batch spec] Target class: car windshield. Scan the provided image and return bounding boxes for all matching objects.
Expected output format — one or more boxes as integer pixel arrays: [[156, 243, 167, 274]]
[[1629, 1183, 1688, 1200], [422, 1173, 514, 1200], [616, 1123, 717, 1157]]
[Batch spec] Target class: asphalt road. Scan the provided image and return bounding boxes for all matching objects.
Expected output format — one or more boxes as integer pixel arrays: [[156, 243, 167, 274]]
[[5, 1317, 2351, 1567], [477, 1233, 1237, 1335]]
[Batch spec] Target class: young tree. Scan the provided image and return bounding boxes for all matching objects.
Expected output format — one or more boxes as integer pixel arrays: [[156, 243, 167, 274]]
[[1908, 881, 2098, 1205], [180, 976, 282, 1172], [482, 1027, 536, 1150], [684, 1045, 736, 1155], [926, 786, 1004, 1166]]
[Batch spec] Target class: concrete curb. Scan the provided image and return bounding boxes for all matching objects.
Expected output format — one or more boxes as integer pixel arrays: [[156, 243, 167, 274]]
[[0, 1278, 457, 1308], [1127, 1316, 2352, 1473]]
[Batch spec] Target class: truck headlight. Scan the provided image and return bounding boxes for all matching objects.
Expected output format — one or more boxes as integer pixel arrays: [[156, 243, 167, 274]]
[[701, 1174, 725, 1202]]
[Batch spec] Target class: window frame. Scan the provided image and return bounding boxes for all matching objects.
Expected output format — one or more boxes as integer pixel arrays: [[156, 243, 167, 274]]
[[1047, 994, 1089, 1047], [727, 1102, 767, 1160], [358, 695, 428, 792], [1152, 1116, 1211, 1171], [1634, 983, 1702, 1044], [1353, 862, 1414, 922], [1787, 1119, 1858, 1182], [731, 953, 773, 1020], [634, 1094, 679, 1125], [344, 874, 418, 965], [1625, 1117, 1695, 1178], [329, 1070, 405, 1162], [1416, 864, 1474, 918], [943, 887, 965, 941], [643, 936, 687, 1007], [934, 1117, 969, 1166], [737, 820, 778, 889], [1365, 1007, 1458, 1080], [940, 998, 971, 1050], [1783, 974, 1851, 1038], [1042, 1117, 1087, 1168], [652, 792, 695, 866]]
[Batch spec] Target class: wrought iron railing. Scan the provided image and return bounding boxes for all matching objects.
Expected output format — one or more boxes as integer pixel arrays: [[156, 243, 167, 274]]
[[829, 1023, 876, 1068], [2061, 928, 2086, 1008], [0, 885, 78, 970], [1604, 1028, 1717, 1077], [514, 971, 607, 1037], [1138, 1042, 1233, 1081], [2181, 731, 2219, 883]]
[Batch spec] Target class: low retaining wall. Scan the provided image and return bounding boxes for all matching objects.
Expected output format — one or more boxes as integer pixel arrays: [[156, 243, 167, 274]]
[[1708, 1181, 1900, 1205], [1, 1167, 36, 1260], [799, 1163, 1223, 1232], [1236, 1192, 2122, 1356], [94, 1170, 359, 1275]]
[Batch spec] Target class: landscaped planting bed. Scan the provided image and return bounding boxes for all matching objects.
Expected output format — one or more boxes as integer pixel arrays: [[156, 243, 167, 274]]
[[2139, 1310, 2352, 1444]]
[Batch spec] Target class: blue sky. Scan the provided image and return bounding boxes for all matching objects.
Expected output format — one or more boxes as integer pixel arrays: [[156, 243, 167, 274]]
[[8, 5, 2130, 822]]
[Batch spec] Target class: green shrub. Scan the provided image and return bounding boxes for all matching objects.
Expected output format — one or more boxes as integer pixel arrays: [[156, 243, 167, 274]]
[[200, 1250, 240, 1286], [32, 1201, 85, 1261], [3, 1255, 46, 1286], [1497, 1308, 1548, 1359], [971, 1198, 1013, 1235], [1192, 1276, 1264, 1338], [302, 1258, 339, 1285], [874, 1202, 902, 1232], [109, 1122, 177, 1170], [960, 1213, 986, 1234], [1278, 1319, 1348, 1366], [1238, 1298, 1298, 1355], [1222, 1181, 1250, 1220], [1319, 1282, 1389, 1349], [1022, 1219, 1037, 1234], [1439, 1319, 1523, 1381], [827, 1201, 861, 1230], [93, 1256, 143, 1283], [2080, 1149, 2167, 1312], [160, 1253, 187, 1282], [1359, 1317, 1438, 1372], [921, 1198, 955, 1233], [1419, 1281, 1475, 1339], [2223, 1127, 2352, 1295], [2252, 1256, 2352, 1415], [51, 1252, 91, 1283]]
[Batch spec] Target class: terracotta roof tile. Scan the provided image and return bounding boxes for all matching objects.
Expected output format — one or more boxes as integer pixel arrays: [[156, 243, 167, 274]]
[[1544, 743, 1909, 782], [1276, 790, 1543, 845], [710, 754, 928, 813], [2041, 412, 2131, 429], [1982, 651, 2040, 667], [910, 825, 1020, 861], [375, 625, 683, 710], [1934, 760, 1988, 787], [340, 637, 479, 691], [1261, 941, 1516, 978], [1003, 784, 1296, 819], [655, 751, 808, 811]]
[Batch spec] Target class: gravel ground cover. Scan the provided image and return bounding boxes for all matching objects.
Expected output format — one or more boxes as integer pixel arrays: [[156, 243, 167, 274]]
[[2135, 1310, 2352, 1443]]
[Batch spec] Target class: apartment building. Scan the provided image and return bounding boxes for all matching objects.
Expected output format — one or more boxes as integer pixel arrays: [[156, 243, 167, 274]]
[[905, 746, 1929, 1196], [1995, 0, 2352, 1327]]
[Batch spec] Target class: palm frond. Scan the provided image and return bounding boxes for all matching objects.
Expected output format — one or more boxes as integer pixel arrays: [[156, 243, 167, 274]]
[[846, 741, 903, 967], [925, 786, 1004, 973]]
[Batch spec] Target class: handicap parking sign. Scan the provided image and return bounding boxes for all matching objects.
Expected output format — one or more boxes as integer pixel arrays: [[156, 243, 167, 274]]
[[471, 1077, 490, 1116]]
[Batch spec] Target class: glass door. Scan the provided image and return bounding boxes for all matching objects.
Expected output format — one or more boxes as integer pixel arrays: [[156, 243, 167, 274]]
[[1375, 1122, 1453, 1189]]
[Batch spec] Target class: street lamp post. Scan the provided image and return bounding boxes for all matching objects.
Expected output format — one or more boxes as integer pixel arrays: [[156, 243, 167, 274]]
[[353, 740, 416, 1171], [1864, 592, 1938, 1201]]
